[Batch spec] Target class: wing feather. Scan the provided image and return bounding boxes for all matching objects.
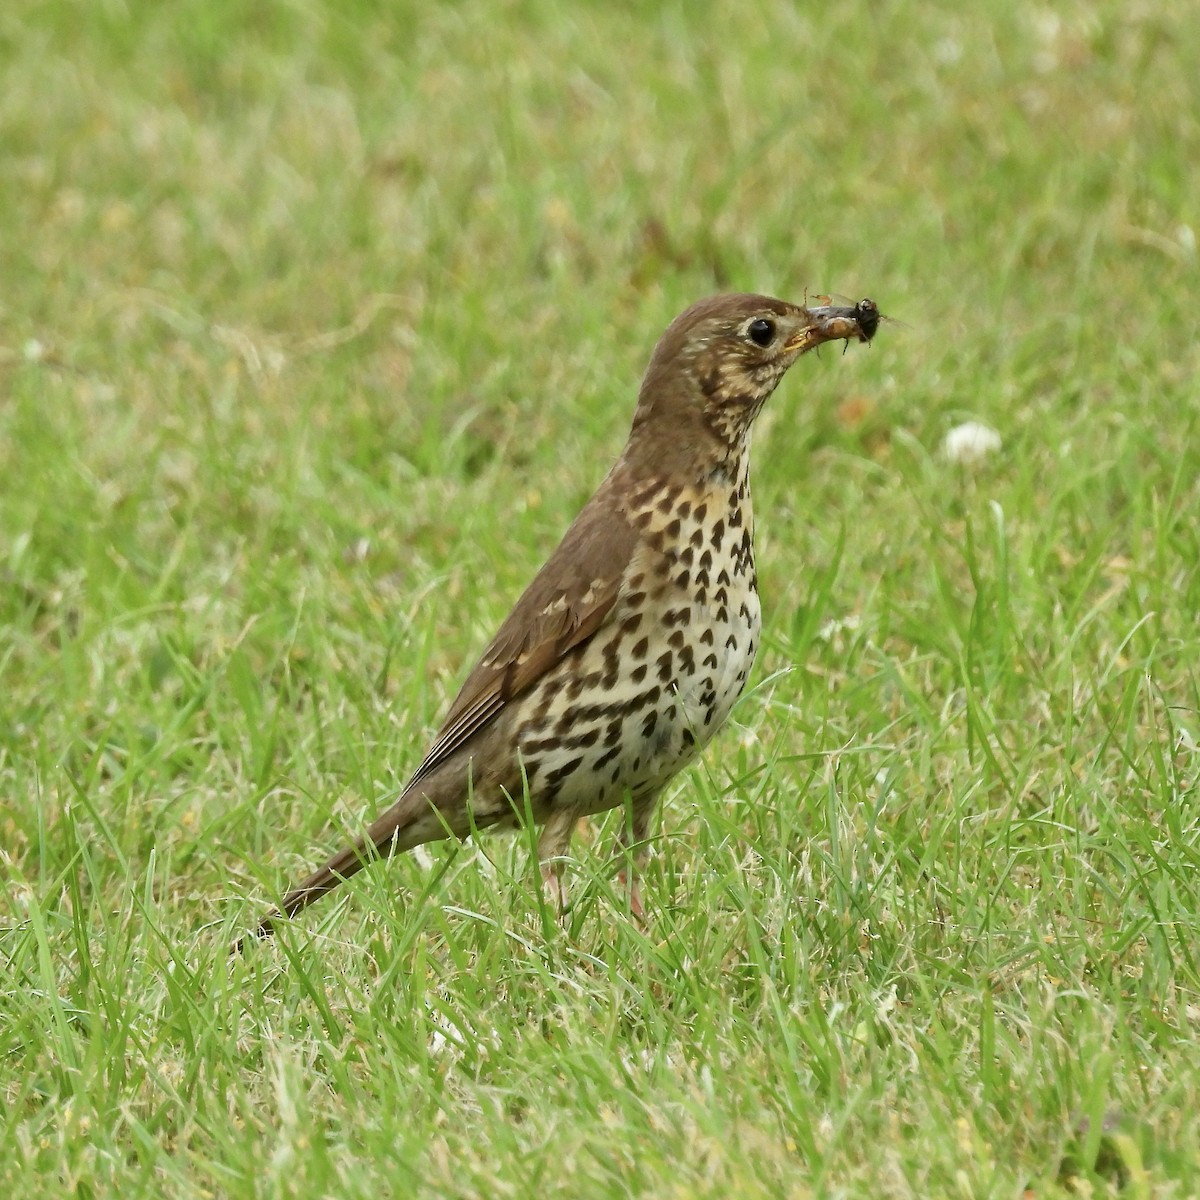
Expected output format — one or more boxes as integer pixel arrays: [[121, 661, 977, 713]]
[[406, 477, 637, 787]]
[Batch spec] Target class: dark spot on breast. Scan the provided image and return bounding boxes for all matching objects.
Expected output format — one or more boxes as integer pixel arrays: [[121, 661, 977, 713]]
[[546, 756, 583, 786], [665, 518, 682, 538], [631, 663, 648, 683], [595, 745, 620, 770], [621, 612, 644, 635], [556, 700, 622, 733], [527, 692, 554, 725], [656, 651, 673, 682], [555, 705, 580, 733], [632, 636, 649, 659], [602, 641, 621, 687], [641, 710, 658, 739], [710, 518, 725, 548]]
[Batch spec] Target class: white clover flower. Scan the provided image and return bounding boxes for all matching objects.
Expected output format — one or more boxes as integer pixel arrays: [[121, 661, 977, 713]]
[[942, 421, 1002, 465]]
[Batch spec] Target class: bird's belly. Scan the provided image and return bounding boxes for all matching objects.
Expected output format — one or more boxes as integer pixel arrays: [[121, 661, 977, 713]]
[[516, 581, 761, 818]]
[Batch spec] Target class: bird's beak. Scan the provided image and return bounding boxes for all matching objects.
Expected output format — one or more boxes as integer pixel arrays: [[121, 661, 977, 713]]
[[783, 326, 821, 354]]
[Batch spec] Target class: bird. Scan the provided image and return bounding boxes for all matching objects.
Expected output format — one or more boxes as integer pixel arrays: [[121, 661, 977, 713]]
[[242, 292, 877, 944]]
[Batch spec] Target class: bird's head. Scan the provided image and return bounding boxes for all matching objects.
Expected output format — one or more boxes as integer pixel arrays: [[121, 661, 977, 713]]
[[629, 293, 854, 457]]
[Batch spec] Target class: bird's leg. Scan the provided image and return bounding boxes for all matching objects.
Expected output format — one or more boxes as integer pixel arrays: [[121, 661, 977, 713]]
[[537, 807, 580, 916], [612, 795, 658, 921]]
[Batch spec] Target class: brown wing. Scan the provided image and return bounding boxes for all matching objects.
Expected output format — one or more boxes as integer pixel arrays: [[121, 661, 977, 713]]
[[405, 472, 638, 788]]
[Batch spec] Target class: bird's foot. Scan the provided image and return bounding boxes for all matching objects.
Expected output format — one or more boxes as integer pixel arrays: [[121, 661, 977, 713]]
[[540, 864, 570, 921], [617, 868, 647, 923]]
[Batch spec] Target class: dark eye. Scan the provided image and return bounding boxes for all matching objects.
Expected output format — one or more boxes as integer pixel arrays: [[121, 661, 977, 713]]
[[747, 317, 775, 347]]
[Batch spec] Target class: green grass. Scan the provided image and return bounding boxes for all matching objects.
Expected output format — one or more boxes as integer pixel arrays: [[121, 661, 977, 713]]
[[3, 0, 1199, 1194]]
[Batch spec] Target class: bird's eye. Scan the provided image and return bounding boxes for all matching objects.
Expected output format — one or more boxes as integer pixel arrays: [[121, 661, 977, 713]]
[[747, 317, 775, 347]]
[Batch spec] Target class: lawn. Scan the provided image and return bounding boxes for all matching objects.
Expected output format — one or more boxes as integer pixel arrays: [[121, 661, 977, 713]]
[[3, 1, 1199, 1195]]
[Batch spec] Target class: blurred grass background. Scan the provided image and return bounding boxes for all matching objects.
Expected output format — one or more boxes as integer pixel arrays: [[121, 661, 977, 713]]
[[2, 0, 1199, 1195]]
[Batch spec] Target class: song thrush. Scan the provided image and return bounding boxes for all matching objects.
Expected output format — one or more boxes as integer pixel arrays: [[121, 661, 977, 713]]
[[244, 293, 876, 942]]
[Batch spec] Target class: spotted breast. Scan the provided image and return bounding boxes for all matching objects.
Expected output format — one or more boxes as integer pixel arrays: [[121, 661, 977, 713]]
[[512, 452, 759, 820]]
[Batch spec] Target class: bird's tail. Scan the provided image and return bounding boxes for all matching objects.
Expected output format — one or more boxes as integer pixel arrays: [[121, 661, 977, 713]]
[[236, 789, 432, 950]]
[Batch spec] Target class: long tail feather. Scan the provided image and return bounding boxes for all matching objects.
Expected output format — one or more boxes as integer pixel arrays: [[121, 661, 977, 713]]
[[235, 791, 433, 951]]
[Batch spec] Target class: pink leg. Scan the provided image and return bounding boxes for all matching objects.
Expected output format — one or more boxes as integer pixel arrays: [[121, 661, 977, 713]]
[[613, 796, 658, 921], [537, 808, 580, 917]]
